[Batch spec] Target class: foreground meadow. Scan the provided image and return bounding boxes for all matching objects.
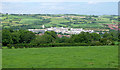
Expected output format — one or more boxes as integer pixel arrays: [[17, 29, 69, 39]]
[[2, 46, 118, 68], [0, 49, 2, 69]]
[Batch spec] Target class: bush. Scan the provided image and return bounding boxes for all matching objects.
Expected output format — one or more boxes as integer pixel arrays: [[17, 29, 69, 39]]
[[7, 43, 90, 48], [7, 44, 12, 49], [6, 41, 115, 49], [90, 41, 102, 46]]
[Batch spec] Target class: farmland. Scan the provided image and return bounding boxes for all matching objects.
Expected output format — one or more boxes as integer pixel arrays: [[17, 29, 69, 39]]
[[2, 46, 118, 68], [1, 14, 118, 32], [1, 14, 119, 68], [0, 49, 1, 69]]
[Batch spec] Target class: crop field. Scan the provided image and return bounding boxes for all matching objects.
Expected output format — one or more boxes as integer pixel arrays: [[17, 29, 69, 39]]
[[1, 14, 118, 31], [50, 17, 69, 24], [71, 23, 104, 28], [2, 46, 118, 68]]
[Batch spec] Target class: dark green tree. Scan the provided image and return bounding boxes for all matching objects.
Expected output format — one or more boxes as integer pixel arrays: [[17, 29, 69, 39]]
[[31, 34, 53, 45], [19, 30, 36, 43], [2, 29, 13, 46]]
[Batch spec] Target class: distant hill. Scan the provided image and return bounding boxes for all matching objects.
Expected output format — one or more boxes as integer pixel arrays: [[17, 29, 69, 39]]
[[1, 14, 118, 32]]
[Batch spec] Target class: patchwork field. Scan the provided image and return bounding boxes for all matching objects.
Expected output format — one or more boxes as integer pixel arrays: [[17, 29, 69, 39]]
[[1, 14, 118, 32], [2, 46, 118, 68]]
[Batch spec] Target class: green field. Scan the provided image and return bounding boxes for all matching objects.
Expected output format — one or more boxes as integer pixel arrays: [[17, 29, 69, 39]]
[[1, 14, 118, 31], [0, 49, 2, 69], [2, 46, 118, 68]]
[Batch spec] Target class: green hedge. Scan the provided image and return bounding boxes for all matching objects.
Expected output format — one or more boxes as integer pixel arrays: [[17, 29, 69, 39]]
[[7, 43, 90, 49], [7, 42, 115, 49], [7, 44, 38, 49]]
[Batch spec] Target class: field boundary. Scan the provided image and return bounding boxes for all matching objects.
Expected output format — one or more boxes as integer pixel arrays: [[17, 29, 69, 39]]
[[1, 68, 119, 70]]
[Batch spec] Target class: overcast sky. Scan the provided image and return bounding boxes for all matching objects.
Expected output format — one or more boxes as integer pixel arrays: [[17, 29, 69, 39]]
[[1, 0, 118, 15], [2, 0, 120, 2]]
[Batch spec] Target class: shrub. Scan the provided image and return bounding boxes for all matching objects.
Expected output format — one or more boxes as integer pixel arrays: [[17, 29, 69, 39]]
[[7, 44, 12, 49], [14, 44, 19, 49], [90, 41, 102, 46]]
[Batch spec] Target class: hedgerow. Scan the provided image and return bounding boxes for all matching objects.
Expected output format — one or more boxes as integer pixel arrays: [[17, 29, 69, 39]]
[[6, 42, 115, 49]]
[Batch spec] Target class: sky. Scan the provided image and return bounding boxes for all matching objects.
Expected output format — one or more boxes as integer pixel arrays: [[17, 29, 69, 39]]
[[2, 0, 120, 2], [1, 0, 119, 15]]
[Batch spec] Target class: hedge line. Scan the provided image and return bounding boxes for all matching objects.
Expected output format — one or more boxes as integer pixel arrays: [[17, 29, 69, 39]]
[[7, 42, 115, 49]]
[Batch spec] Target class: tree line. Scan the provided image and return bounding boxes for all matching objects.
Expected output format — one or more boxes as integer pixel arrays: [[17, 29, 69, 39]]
[[2, 29, 119, 48]]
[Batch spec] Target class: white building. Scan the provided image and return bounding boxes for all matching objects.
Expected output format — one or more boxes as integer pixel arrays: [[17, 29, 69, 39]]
[[28, 27, 94, 34], [42, 25, 45, 29]]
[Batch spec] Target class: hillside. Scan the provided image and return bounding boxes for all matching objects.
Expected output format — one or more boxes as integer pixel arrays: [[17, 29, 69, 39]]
[[1, 14, 118, 32]]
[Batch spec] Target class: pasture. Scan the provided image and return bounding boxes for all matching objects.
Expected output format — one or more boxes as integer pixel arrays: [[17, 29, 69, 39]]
[[0, 49, 2, 69], [2, 14, 118, 31], [2, 46, 118, 68]]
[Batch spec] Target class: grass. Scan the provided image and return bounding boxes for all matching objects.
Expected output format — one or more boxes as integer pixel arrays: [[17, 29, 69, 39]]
[[20, 19, 42, 25], [2, 46, 118, 68], [50, 17, 69, 24], [0, 49, 2, 69], [71, 23, 104, 28]]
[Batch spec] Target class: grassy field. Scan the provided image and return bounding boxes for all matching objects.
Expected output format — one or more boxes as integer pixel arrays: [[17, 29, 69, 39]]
[[2, 46, 118, 68], [0, 49, 2, 69], [2, 14, 118, 30]]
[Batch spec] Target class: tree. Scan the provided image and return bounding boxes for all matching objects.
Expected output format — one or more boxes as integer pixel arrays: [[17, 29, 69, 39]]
[[2, 29, 13, 46], [90, 33, 101, 41], [19, 30, 36, 43], [100, 38, 113, 45], [44, 31, 58, 43], [102, 32, 118, 41], [56, 36, 70, 43], [2, 29, 36, 45], [118, 33, 120, 42], [11, 31, 20, 44], [69, 32, 91, 43], [31, 34, 53, 45], [102, 32, 110, 38]]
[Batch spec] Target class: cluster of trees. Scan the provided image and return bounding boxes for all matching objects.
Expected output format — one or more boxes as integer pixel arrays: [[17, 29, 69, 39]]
[[2, 29, 35, 46], [2, 29, 119, 48], [56, 32, 117, 45]]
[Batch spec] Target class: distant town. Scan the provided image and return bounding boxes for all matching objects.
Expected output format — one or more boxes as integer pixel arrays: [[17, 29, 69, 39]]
[[28, 25, 96, 36]]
